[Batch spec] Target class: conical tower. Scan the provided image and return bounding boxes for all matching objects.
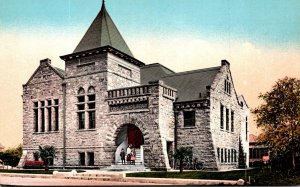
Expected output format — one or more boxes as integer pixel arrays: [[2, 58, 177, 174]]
[[73, 0, 133, 57]]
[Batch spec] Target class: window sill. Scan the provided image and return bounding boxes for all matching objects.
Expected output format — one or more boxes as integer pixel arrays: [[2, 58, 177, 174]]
[[33, 131, 60, 135], [182, 126, 196, 129], [76, 129, 97, 132]]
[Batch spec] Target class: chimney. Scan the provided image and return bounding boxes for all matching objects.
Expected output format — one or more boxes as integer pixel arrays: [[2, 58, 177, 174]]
[[40, 58, 51, 65], [221, 59, 230, 67]]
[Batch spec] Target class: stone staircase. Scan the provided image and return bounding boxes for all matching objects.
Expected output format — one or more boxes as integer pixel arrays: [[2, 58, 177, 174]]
[[104, 149, 150, 171], [116, 148, 143, 165]]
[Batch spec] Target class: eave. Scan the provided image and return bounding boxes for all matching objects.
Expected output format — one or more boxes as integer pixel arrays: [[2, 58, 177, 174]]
[[60, 46, 145, 67]]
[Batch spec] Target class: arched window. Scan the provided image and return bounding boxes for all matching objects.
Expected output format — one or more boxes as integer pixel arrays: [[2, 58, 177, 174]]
[[88, 86, 95, 94], [76, 86, 96, 130], [78, 87, 85, 95]]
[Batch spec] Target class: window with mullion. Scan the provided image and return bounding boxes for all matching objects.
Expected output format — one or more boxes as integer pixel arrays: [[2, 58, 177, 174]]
[[78, 112, 85, 129]]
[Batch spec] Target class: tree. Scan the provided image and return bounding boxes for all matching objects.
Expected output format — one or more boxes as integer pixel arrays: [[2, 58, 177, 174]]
[[38, 145, 57, 171], [173, 147, 192, 173], [253, 77, 300, 171]]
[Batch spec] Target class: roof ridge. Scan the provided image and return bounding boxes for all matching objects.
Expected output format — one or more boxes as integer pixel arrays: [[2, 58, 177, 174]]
[[163, 66, 221, 78], [141, 63, 175, 73]]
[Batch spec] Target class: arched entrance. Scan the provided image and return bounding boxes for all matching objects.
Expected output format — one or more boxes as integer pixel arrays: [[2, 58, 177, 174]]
[[127, 124, 144, 148], [115, 124, 144, 164]]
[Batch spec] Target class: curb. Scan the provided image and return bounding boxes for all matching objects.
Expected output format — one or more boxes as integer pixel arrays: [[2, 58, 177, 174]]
[[0, 172, 244, 185]]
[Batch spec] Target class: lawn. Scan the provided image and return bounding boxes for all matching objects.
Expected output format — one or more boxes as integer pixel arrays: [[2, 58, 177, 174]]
[[126, 168, 300, 186]]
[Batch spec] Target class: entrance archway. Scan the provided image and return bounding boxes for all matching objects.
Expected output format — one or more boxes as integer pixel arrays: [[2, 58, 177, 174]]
[[115, 124, 144, 164], [127, 124, 144, 148]]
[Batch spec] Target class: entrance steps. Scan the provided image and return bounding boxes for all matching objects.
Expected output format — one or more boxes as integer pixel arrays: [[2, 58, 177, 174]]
[[116, 148, 143, 165], [103, 164, 150, 171]]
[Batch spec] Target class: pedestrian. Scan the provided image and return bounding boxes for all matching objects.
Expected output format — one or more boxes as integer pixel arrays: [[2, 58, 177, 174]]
[[131, 148, 136, 165], [126, 144, 132, 164], [120, 148, 126, 164]]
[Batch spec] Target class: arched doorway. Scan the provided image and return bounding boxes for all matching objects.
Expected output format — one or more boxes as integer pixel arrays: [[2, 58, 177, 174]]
[[115, 124, 144, 164], [127, 124, 144, 148]]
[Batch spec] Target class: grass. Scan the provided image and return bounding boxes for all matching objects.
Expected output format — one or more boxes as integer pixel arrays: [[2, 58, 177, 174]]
[[0, 169, 85, 175], [126, 168, 300, 186]]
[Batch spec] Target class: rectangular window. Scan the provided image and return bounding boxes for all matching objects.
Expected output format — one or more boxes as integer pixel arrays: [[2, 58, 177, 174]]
[[47, 99, 52, 106], [41, 108, 45, 132], [34, 109, 38, 132], [231, 149, 234, 162], [246, 117, 248, 141], [234, 150, 237, 162], [217, 148, 220, 161], [220, 104, 224, 129], [231, 111, 234, 132], [88, 103, 95, 109], [88, 95, 95, 101], [78, 104, 85, 110], [79, 152, 85, 166], [228, 149, 231, 163], [87, 152, 94, 166], [89, 111, 95, 129], [184, 111, 195, 127], [226, 108, 229, 131], [78, 96, 85, 103], [54, 106, 59, 131], [225, 148, 227, 162], [48, 108, 52, 131], [78, 112, 85, 129], [225, 78, 231, 95], [221, 148, 224, 163], [250, 148, 253, 159], [54, 99, 59, 105], [34, 102, 38, 108]]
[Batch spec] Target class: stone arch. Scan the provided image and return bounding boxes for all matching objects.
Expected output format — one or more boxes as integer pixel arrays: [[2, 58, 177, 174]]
[[109, 116, 150, 146], [78, 87, 85, 95]]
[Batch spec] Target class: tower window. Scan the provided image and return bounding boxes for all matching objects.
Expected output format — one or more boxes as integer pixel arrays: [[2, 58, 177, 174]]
[[78, 112, 85, 129]]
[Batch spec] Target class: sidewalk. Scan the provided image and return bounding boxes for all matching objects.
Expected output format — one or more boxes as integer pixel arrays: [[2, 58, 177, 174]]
[[0, 170, 245, 186]]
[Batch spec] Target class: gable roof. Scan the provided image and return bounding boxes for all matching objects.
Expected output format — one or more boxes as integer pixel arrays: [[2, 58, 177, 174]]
[[162, 67, 221, 102], [73, 2, 133, 57], [24, 60, 64, 86], [140, 63, 175, 85], [141, 64, 221, 102]]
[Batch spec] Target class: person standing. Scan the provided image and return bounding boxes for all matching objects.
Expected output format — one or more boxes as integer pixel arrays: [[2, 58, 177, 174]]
[[126, 144, 132, 164], [131, 148, 136, 165], [120, 148, 126, 164]]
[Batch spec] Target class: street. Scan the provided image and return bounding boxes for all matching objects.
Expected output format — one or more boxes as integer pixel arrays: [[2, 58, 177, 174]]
[[0, 176, 167, 186]]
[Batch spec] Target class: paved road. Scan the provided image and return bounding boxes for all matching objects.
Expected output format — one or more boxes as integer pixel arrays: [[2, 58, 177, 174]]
[[0, 176, 167, 186]]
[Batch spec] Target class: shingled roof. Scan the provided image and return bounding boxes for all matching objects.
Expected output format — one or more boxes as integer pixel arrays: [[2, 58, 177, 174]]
[[141, 65, 221, 102], [140, 63, 175, 85], [73, 1, 133, 57]]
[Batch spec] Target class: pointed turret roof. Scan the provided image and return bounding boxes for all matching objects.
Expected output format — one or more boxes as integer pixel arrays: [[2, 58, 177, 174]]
[[73, 1, 133, 56]]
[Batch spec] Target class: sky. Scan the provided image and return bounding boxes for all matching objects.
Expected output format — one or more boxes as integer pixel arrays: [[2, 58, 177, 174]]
[[0, 0, 299, 148]]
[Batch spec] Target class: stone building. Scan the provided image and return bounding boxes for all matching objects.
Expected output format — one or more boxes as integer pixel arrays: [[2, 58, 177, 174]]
[[20, 2, 249, 170]]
